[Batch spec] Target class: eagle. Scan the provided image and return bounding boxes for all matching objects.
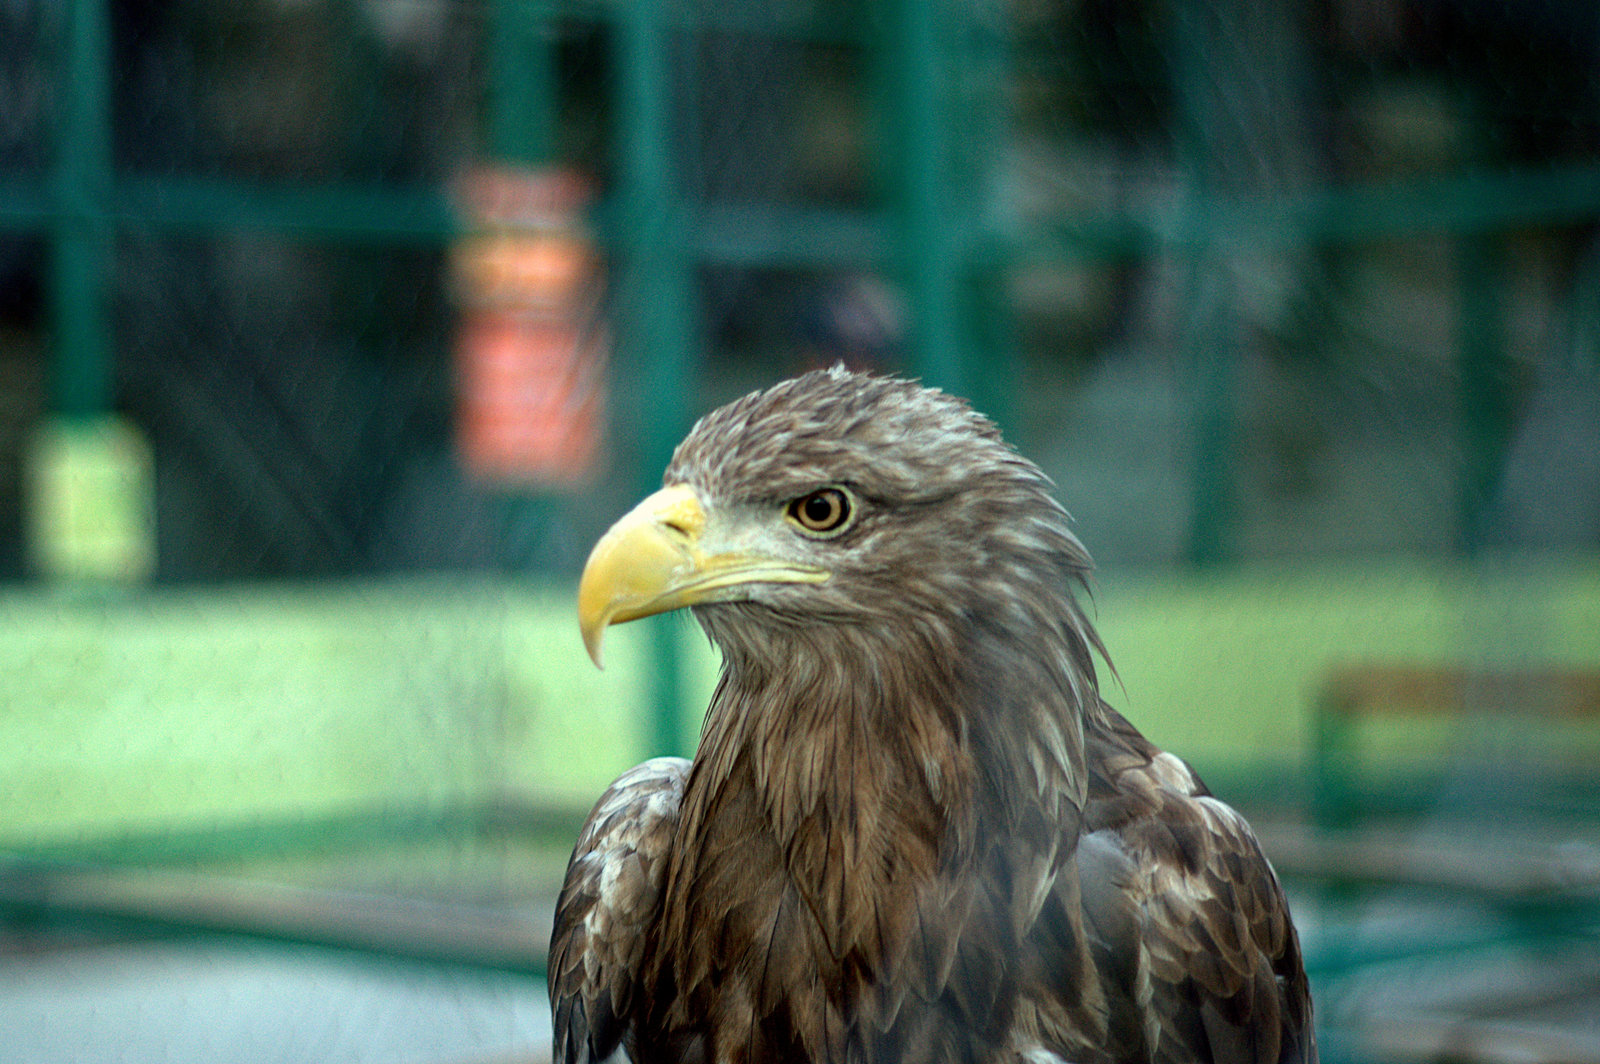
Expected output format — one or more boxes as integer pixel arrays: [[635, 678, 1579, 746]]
[[551, 367, 1315, 1064]]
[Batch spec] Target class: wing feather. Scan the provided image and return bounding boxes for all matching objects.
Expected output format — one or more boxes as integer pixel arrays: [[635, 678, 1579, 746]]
[[550, 757, 690, 1064], [1072, 704, 1316, 1064]]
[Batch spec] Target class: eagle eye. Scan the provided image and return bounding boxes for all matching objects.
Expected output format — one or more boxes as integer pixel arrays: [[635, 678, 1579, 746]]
[[787, 487, 852, 536]]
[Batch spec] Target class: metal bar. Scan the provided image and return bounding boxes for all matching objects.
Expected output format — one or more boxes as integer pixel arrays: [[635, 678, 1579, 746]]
[[114, 176, 458, 243], [949, 0, 1018, 434], [0, 799, 585, 869], [49, 0, 114, 419], [489, 0, 558, 164], [11, 159, 1600, 261], [20, 178, 895, 264], [1015, 161, 1600, 263], [0, 872, 551, 977], [1181, 254, 1236, 566], [1310, 680, 1358, 830], [884, 0, 965, 395], [524, 0, 872, 45], [1303, 914, 1598, 979], [0, 180, 52, 230], [1456, 234, 1511, 553], [1169, 3, 1236, 567], [689, 202, 890, 267], [615, 0, 696, 758], [483, 0, 563, 599]]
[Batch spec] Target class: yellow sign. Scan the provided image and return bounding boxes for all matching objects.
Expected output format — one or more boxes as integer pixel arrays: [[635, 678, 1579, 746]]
[[26, 416, 156, 583]]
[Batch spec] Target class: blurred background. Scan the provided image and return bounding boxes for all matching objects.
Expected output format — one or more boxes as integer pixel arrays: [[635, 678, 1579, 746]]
[[2, 0, 1598, 1060]]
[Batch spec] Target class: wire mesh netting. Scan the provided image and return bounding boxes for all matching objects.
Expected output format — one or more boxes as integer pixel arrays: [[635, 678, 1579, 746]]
[[1, 0, 1595, 579], [2, 2, 1600, 1062]]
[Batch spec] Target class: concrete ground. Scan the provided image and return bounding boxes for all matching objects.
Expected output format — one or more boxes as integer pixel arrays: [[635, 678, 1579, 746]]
[[0, 934, 549, 1064]]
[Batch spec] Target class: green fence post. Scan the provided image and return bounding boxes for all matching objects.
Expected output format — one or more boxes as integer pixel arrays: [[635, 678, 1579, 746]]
[[1183, 257, 1236, 568], [616, 0, 697, 758], [488, 0, 558, 165], [1310, 683, 1357, 831], [482, 0, 561, 578], [1169, 2, 1237, 567], [1456, 234, 1510, 554], [881, 0, 967, 398], [957, 12, 1017, 437], [50, 0, 114, 420]]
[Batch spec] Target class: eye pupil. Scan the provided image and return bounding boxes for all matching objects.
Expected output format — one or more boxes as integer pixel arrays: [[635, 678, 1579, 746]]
[[790, 488, 850, 533]]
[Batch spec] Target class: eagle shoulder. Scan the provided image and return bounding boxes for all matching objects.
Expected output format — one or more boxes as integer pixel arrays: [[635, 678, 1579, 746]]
[[1073, 704, 1316, 1064], [550, 756, 690, 1064]]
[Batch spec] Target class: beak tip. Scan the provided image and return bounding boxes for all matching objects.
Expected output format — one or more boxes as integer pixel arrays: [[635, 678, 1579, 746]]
[[580, 624, 605, 670]]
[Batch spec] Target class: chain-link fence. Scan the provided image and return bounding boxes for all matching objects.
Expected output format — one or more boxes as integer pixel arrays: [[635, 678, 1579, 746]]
[[4, 2, 1600, 1060], [4, 0, 1596, 580]]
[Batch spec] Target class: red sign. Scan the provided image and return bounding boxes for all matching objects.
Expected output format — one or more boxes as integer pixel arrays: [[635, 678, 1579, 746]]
[[453, 167, 606, 485]]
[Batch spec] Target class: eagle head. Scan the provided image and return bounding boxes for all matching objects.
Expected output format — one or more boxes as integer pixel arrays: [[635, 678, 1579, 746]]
[[578, 367, 1102, 702]]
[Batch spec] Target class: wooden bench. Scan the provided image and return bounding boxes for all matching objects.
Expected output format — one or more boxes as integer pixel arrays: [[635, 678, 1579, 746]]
[[1276, 664, 1600, 1064], [1310, 663, 1599, 822]]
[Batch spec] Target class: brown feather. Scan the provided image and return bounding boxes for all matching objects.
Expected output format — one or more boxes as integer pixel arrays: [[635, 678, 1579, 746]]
[[550, 368, 1316, 1064]]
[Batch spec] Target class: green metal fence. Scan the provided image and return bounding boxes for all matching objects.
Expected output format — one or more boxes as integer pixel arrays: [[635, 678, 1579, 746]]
[[3, 0, 1600, 1043], [9, 2, 1600, 567]]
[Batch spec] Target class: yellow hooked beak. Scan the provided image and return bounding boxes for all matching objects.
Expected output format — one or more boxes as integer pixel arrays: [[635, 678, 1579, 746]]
[[577, 484, 830, 667]]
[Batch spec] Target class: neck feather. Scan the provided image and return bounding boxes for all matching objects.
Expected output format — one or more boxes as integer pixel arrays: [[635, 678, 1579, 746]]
[[693, 597, 1093, 872]]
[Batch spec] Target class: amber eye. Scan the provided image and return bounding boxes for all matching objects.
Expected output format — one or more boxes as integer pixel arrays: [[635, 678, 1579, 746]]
[[787, 487, 852, 536]]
